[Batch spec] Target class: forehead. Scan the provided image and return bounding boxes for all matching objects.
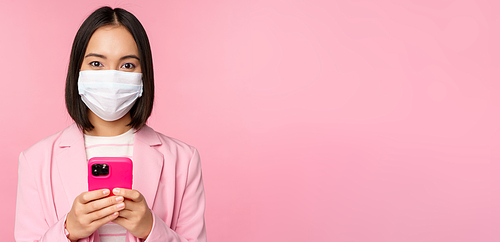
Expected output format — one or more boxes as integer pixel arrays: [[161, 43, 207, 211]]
[[85, 25, 139, 56]]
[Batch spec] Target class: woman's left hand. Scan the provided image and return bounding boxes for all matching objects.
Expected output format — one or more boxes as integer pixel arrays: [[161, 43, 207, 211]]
[[112, 188, 153, 239]]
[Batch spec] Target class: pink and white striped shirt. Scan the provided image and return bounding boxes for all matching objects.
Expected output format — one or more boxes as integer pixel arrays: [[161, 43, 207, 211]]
[[84, 128, 135, 242]]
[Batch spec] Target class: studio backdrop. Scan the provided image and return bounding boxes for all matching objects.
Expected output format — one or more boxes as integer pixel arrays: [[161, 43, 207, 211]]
[[0, 0, 498, 241]]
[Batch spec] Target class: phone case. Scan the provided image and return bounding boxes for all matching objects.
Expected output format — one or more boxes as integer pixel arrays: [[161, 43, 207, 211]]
[[88, 157, 133, 194]]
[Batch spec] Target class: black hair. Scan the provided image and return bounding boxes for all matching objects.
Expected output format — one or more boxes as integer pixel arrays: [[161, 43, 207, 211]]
[[65, 6, 154, 132]]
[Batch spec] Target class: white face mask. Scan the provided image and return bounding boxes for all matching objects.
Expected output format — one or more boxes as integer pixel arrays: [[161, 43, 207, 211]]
[[78, 70, 143, 121]]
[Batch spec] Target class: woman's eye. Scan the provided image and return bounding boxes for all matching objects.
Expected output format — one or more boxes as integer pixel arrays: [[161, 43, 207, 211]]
[[89, 61, 102, 67], [122, 63, 135, 69]]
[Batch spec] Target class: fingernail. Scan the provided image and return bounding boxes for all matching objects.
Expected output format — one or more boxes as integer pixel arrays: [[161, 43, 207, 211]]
[[103, 189, 110, 195], [113, 188, 120, 194], [117, 203, 125, 209], [116, 196, 124, 202]]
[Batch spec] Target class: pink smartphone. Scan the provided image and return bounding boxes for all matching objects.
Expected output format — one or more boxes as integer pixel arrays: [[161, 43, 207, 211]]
[[88, 157, 133, 195]]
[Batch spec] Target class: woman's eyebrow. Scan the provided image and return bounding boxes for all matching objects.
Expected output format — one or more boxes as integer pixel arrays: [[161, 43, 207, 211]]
[[85, 53, 106, 59], [84, 53, 140, 61], [120, 55, 140, 61]]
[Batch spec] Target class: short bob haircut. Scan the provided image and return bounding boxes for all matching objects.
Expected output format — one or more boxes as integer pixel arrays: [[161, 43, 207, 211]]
[[65, 6, 154, 132]]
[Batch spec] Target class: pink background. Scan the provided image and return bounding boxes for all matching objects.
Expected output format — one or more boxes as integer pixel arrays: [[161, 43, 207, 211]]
[[1, 0, 498, 241]]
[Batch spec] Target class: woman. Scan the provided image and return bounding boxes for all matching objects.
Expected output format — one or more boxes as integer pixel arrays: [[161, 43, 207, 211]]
[[15, 6, 207, 242]]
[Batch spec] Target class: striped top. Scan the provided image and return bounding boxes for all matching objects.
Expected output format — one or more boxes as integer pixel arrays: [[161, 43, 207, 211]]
[[84, 128, 135, 242]]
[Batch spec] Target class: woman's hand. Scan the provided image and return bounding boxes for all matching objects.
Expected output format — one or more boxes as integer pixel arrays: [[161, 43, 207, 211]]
[[65, 189, 125, 241], [112, 188, 153, 239]]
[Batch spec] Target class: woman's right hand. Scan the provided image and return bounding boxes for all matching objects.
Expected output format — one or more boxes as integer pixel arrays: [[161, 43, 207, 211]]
[[65, 189, 125, 241]]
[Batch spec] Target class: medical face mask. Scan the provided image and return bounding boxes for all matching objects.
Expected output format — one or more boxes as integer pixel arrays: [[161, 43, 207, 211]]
[[78, 70, 143, 121]]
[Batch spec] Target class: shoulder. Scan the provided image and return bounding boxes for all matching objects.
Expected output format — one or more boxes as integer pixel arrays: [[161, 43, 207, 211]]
[[21, 126, 67, 156], [137, 125, 198, 156], [21, 123, 81, 160], [136, 126, 202, 179], [158, 132, 197, 154]]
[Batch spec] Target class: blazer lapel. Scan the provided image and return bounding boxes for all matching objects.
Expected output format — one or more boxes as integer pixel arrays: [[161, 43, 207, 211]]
[[55, 123, 88, 208], [53, 124, 164, 211], [132, 125, 164, 208]]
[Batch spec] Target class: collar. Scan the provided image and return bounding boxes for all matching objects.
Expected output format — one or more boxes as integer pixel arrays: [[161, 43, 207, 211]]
[[58, 123, 162, 148]]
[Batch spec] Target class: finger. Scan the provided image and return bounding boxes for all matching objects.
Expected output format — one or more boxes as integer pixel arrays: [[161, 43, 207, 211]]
[[117, 209, 133, 219], [118, 200, 148, 220], [89, 202, 125, 222], [90, 211, 120, 229], [122, 199, 140, 211], [112, 216, 129, 228], [79, 189, 110, 204], [84, 196, 124, 214], [113, 188, 143, 202]]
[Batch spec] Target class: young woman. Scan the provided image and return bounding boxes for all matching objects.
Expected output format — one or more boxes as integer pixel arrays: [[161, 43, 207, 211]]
[[15, 6, 207, 242]]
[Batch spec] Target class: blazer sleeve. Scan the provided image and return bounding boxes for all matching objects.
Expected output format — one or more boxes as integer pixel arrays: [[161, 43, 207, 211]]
[[15, 151, 73, 242], [144, 148, 207, 242]]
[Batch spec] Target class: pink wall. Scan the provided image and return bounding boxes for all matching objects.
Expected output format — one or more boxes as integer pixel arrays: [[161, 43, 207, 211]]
[[1, 0, 498, 241]]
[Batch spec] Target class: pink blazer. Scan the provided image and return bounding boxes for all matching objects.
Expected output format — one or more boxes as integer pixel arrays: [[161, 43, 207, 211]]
[[15, 123, 207, 242]]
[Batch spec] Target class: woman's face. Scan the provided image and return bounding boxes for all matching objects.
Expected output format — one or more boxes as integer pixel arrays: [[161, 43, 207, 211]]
[[80, 25, 141, 73]]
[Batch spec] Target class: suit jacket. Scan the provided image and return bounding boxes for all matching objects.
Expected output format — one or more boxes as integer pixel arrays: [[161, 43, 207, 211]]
[[15, 123, 207, 242]]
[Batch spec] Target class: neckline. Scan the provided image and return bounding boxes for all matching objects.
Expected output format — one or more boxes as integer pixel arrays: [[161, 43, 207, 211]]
[[84, 127, 135, 139]]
